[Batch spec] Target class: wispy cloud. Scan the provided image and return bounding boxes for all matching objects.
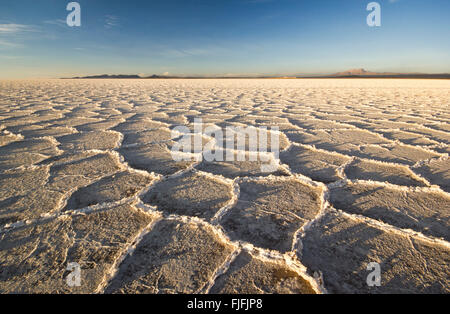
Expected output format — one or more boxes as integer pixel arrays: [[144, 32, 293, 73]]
[[43, 19, 67, 28], [0, 54, 20, 59], [0, 23, 40, 49], [105, 15, 119, 29], [161, 46, 231, 58], [0, 39, 22, 48], [0, 23, 36, 34]]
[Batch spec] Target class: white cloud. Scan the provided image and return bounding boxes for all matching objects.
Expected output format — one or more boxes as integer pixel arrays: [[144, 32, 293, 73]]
[[105, 15, 119, 29], [0, 23, 35, 34], [162, 46, 230, 58], [0, 23, 39, 49], [0, 39, 22, 48], [43, 19, 67, 27], [0, 54, 20, 59]]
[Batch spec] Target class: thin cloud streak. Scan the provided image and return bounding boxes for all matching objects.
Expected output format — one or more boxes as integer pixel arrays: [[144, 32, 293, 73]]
[[0, 23, 37, 33], [43, 19, 68, 28], [105, 15, 119, 29], [0, 39, 22, 48]]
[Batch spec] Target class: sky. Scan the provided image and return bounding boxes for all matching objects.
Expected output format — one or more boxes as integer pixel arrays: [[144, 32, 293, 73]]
[[0, 0, 449, 78]]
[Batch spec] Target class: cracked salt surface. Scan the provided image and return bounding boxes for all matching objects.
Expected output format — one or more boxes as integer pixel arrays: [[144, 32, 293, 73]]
[[0, 79, 449, 294]]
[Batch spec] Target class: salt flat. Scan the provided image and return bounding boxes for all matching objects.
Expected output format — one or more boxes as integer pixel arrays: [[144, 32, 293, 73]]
[[0, 79, 448, 293]]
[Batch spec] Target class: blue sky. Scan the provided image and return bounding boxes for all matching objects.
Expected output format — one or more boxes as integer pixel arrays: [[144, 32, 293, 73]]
[[0, 0, 449, 78]]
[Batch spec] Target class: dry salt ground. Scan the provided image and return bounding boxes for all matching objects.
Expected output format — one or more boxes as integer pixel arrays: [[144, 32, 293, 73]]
[[0, 78, 449, 294]]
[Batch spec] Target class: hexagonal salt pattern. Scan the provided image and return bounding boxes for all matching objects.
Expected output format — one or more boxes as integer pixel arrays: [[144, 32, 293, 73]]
[[0, 79, 448, 294]]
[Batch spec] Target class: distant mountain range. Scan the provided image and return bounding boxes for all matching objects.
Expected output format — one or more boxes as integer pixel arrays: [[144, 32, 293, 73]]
[[64, 74, 271, 79], [67, 74, 143, 79], [305, 68, 450, 79], [63, 69, 450, 79], [333, 68, 395, 76]]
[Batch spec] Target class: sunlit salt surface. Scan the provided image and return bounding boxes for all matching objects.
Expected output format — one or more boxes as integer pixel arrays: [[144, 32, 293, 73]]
[[0, 79, 448, 293]]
